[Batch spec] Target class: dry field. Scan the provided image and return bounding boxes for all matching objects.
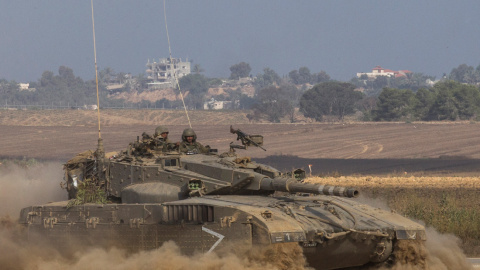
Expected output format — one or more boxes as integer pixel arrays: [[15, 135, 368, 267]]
[[1, 109, 480, 175]]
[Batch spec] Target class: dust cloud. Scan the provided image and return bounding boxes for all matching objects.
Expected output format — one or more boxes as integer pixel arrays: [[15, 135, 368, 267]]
[[0, 162, 473, 269], [383, 228, 474, 270], [355, 196, 474, 270], [0, 161, 67, 216], [0, 220, 309, 270]]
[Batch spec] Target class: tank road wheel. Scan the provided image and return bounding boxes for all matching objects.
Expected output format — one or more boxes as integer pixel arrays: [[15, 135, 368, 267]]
[[340, 240, 427, 270], [359, 240, 427, 269]]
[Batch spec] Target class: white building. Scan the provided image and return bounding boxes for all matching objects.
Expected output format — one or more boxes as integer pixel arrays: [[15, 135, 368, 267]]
[[18, 83, 29, 90], [357, 66, 412, 79], [203, 98, 233, 110], [146, 58, 191, 89]]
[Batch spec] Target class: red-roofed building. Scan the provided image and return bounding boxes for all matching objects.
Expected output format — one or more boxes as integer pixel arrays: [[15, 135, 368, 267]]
[[357, 66, 412, 79]]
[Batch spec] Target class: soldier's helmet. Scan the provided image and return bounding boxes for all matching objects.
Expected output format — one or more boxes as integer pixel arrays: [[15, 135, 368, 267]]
[[154, 126, 169, 137], [182, 128, 197, 142]]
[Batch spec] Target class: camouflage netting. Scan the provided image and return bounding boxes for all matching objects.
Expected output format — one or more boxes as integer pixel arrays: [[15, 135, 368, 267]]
[[67, 178, 109, 208], [65, 150, 94, 166]]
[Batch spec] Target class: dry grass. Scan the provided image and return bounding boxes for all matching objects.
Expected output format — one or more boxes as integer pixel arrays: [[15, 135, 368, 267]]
[[0, 109, 252, 126], [306, 176, 480, 256]]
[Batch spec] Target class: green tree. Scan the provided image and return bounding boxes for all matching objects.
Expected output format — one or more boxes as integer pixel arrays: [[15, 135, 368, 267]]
[[178, 74, 209, 109], [289, 67, 312, 85], [288, 70, 300, 84], [40, 71, 55, 87], [372, 88, 416, 121], [427, 81, 480, 120], [392, 73, 435, 92], [0, 79, 19, 96], [453, 84, 480, 119], [116, 72, 127, 84], [449, 63, 480, 84], [253, 67, 281, 89], [312, 70, 331, 84], [299, 82, 363, 121], [413, 88, 436, 120], [253, 85, 294, 122], [99, 67, 115, 84], [229, 62, 251, 80], [449, 64, 475, 83], [58, 66, 77, 86], [373, 76, 390, 89], [289, 67, 330, 85]]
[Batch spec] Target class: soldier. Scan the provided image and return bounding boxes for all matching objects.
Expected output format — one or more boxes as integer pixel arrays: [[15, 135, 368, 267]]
[[154, 126, 171, 143], [153, 126, 176, 151], [178, 128, 209, 154]]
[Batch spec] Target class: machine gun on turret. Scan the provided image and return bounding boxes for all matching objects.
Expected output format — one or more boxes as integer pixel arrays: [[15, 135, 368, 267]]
[[230, 125, 267, 151]]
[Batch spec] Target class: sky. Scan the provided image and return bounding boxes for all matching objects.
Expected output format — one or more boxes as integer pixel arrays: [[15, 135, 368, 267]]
[[1, 0, 480, 83]]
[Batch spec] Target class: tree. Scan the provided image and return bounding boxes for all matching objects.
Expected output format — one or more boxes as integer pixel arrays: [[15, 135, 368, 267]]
[[116, 72, 127, 84], [426, 81, 480, 120], [58, 66, 76, 86], [299, 82, 363, 121], [373, 76, 390, 89], [312, 71, 331, 84], [178, 74, 209, 109], [372, 88, 416, 121], [229, 62, 251, 80], [413, 88, 436, 120], [99, 67, 115, 84], [253, 67, 281, 89], [288, 70, 300, 84], [391, 72, 435, 92], [453, 84, 480, 119], [449, 64, 475, 83], [0, 79, 19, 96], [253, 85, 294, 122], [40, 71, 55, 87], [298, 67, 312, 84], [289, 67, 330, 85], [288, 67, 312, 85]]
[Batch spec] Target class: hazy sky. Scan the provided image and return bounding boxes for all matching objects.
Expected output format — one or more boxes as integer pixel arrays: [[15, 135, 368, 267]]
[[1, 1, 480, 83]]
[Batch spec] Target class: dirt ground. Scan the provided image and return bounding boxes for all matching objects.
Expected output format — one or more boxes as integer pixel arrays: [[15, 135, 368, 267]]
[[1, 109, 480, 175]]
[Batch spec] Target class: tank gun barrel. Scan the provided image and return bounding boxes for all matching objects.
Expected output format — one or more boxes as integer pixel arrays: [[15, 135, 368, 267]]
[[260, 177, 359, 198]]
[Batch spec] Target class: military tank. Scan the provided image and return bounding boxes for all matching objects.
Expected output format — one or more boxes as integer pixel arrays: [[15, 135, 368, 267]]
[[19, 126, 426, 269]]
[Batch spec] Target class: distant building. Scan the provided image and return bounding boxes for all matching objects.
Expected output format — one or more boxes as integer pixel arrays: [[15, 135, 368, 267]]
[[83, 104, 98, 110], [146, 58, 191, 90], [203, 98, 233, 110], [357, 66, 412, 79], [18, 83, 35, 92]]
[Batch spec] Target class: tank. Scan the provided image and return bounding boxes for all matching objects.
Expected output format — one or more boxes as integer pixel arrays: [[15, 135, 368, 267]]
[[19, 126, 426, 269]]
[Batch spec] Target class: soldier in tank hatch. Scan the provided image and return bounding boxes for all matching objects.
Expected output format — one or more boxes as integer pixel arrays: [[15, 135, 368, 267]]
[[154, 126, 171, 143], [178, 128, 209, 154], [153, 126, 176, 151]]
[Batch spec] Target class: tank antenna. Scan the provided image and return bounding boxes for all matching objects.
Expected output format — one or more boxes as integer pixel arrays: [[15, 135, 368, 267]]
[[91, 0, 104, 157], [163, 0, 192, 128]]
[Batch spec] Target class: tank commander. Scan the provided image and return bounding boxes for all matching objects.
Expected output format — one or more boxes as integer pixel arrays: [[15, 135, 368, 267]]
[[178, 128, 209, 154], [153, 126, 176, 151], [154, 126, 171, 143]]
